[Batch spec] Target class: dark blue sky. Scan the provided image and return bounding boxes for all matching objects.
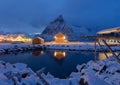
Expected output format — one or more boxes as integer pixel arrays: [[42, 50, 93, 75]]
[[0, 0, 120, 33]]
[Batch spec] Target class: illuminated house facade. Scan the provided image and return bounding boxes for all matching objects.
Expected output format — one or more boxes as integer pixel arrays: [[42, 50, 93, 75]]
[[54, 32, 68, 43], [0, 34, 32, 43]]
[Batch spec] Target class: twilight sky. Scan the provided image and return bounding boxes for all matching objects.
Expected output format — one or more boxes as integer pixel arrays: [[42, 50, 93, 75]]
[[0, 0, 120, 33]]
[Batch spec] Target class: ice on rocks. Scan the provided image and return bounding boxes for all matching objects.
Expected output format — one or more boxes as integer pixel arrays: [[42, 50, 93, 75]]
[[81, 74, 110, 85], [13, 63, 27, 70], [0, 56, 119, 85], [20, 75, 42, 85], [76, 63, 86, 72], [69, 72, 81, 80]]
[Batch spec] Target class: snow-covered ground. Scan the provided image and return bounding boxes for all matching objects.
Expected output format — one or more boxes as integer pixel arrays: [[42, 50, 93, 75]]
[[43, 42, 120, 51], [0, 56, 119, 85], [0, 43, 31, 49], [0, 43, 43, 54], [0, 43, 120, 54]]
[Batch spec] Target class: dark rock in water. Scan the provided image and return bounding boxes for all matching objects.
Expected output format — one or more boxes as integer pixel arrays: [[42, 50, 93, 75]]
[[4, 49, 9, 54], [22, 73, 29, 78], [79, 78, 88, 85], [41, 15, 74, 41]]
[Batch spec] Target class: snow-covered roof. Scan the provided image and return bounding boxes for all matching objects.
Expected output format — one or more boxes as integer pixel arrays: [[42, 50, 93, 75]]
[[34, 37, 44, 40], [55, 32, 65, 38], [97, 27, 120, 34]]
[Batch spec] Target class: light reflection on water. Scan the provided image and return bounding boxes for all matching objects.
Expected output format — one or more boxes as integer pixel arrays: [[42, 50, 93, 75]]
[[32, 51, 120, 61], [32, 51, 66, 60], [32, 51, 44, 57], [0, 50, 119, 78], [99, 52, 120, 60], [54, 51, 66, 60]]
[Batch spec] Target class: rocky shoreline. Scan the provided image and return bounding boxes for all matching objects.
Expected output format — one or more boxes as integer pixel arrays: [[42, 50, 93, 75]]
[[0, 57, 119, 85], [0, 43, 44, 55]]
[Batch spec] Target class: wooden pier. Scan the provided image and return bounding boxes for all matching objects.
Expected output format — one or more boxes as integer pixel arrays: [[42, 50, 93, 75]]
[[80, 35, 120, 63]]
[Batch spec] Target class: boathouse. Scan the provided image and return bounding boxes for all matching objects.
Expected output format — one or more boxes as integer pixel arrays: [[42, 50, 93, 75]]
[[54, 32, 67, 43], [97, 27, 120, 44], [32, 37, 45, 44]]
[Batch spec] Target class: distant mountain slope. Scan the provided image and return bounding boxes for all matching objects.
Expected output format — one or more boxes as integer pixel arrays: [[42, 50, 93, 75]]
[[41, 15, 74, 41], [40, 15, 112, 41], [69, 25, 95, 41]]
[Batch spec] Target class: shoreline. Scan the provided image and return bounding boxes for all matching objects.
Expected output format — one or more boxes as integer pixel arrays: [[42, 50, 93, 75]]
[[0, 43, 119, 56], [0, 57, 119, 85]]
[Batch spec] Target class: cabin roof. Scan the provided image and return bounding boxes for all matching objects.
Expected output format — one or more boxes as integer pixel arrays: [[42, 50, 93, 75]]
[[97, 27, 120, 34], [34, 37, 44, 40], [55, 32, 65, 37]]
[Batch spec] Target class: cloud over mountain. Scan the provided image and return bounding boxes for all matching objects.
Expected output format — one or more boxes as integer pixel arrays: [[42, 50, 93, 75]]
[[0, 0, 120, 33]]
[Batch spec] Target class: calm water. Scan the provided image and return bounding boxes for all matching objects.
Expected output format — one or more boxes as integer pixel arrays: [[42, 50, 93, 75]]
[[0, 50, 114, 78]]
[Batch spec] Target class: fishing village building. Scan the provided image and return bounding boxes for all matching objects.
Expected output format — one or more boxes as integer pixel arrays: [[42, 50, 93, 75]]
[[0, 34, 32, 43], [97, 27, 120, 45], [54, 32, 68, 43], [32, 37, 45, 44]]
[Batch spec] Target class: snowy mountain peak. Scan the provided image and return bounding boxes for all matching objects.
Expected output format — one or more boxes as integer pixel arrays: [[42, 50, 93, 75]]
[[52, 15, 64, 23], [41, 15, 74, 41]]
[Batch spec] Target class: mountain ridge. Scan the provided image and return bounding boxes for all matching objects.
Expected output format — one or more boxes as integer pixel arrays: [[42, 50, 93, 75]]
[[41, 15, 74, 41]]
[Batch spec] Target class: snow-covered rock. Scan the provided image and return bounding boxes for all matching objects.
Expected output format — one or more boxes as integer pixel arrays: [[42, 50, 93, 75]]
[[0, 56, 119, 85], [80, 74, 110, 85], [0, 61, 44, 85], [69, 72, 81, 81], [72, 57, 120, 85]]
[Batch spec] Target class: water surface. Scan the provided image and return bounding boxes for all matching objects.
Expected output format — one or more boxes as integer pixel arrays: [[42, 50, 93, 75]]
[[0, 50, 112, 78]]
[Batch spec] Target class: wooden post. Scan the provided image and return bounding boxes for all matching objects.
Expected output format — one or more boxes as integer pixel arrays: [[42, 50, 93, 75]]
[[94, 38, 97, 61]]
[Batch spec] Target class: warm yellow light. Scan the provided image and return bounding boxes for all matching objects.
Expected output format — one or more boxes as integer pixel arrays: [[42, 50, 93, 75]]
[[54, 51, 66, 60], [63, 36, 66, 39], [54, 36, 56, 39], [0, 34, 32, 43], [99, 52, 118, 60]]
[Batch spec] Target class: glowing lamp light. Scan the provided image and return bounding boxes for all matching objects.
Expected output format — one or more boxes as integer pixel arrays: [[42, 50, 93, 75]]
[[54, 36, 56, 39], [63, 36, 66, 39]]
